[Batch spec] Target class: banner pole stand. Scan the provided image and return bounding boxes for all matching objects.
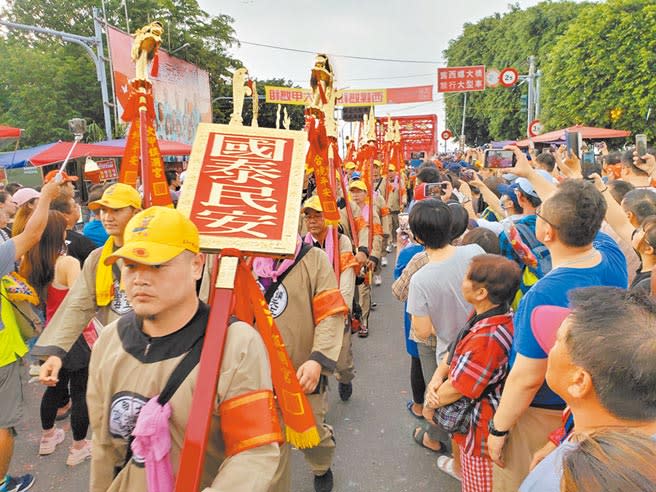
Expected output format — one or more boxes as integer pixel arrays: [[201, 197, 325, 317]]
[[175, 254, 238, 491]]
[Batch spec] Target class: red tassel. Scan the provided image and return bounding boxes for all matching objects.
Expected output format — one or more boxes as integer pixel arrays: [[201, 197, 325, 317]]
[[150, 53, 159, 78]]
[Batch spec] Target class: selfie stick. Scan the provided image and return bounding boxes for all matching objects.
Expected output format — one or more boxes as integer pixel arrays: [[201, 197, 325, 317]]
[[54, 135, 83, 183]]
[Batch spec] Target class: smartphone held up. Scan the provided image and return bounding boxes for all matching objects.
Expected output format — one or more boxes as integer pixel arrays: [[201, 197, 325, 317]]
[[484, 149, 516, 169]]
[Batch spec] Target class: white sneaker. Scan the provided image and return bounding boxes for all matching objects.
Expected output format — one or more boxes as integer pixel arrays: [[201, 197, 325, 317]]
[[381, 256, 388, 267], [39, 428, 65, 455], [374, 274, 382, 286], [66, 440, 92, 466], [386, 244, 393, 253]]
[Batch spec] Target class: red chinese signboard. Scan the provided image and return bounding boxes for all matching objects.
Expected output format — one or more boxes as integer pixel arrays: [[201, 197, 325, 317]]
[[264, 86, 312, 105], [265, 85, 433, 106], [177, 124, 306, 256], [437, 65, 486, 93], [96, 159, 118, 181], [376, 115, 437, 160]]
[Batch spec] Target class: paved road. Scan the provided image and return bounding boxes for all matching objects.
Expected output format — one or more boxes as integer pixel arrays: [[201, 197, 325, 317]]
[[11, 261, 460, 491]]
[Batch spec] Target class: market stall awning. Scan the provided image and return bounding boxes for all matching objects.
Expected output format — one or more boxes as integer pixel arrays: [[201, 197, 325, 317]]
[[0, 138, 192, 168], [516, 125, 631, 147], [0, 143, 55, 169], [28, 142, 124, 166], [0, 125, 22, 139], [0, 125, 23, 150]]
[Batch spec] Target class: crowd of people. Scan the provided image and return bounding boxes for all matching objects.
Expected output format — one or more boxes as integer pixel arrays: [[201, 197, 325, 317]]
[[0, 138, 654, 492]]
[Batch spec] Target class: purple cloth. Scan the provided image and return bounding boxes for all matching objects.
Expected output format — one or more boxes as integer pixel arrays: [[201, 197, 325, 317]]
[[131, 396, 174, 492]]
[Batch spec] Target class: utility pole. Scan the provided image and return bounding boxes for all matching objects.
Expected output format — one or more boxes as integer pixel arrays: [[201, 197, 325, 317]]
[[535, 69, 542, 119], [0, 13, 113, 139], [460, 92, 467, 150], [526, 55, 536, 136]]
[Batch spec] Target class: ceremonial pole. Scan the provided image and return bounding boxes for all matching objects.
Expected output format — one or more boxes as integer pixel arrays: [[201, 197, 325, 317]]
[[305, 54, 342, 276], [366, 108, 376, 257], [176, 68, 317, 491], [118, 21, 172, 208]]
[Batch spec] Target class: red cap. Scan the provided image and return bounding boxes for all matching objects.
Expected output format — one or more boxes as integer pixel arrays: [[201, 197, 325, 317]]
[[44, 170, 78, 184], [530, 305, 572, 354]]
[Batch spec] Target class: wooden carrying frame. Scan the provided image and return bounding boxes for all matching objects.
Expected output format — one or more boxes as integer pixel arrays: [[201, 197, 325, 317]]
[[175, 118, 306, 490]]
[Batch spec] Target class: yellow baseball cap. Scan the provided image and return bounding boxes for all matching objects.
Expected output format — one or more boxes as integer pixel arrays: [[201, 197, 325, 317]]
[[344, 161, 356, 170], [88, 183, 142, 211], [302, 195, 323, 213], [105, 206, 199, 266], [349, 180, 368, 192], [388, 164, 396, 171], [373, 160, 382, 167]]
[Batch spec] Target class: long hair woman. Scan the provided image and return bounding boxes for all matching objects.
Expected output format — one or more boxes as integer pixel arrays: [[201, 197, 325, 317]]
[[21, 211, 91, 465]]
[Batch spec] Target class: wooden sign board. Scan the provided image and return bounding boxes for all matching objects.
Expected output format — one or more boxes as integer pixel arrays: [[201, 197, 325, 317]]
[[177, 123, 306, 256]]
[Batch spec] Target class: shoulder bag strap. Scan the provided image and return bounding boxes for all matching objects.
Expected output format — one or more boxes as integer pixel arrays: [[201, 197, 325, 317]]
[[264, 243, 313, 303]]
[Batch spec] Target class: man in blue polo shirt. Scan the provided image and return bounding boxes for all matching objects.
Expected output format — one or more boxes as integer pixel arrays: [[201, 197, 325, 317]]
[[485, 148, 628, 492]]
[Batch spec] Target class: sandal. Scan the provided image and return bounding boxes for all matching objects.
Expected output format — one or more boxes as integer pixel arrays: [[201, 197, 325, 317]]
[[437, 456, 462, 482], [412, 427, 447, 454], [406, 400, 423, 419]]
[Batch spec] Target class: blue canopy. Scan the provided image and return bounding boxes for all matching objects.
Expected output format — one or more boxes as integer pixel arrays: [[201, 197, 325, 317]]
[[0, 143, 55, 169]]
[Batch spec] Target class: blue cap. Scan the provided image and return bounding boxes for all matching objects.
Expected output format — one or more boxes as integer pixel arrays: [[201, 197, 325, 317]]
[[513, 177, 539, 198], [497, 184, 520, 209], [446, 162, 463, 173], [351, 171, 361, 180]]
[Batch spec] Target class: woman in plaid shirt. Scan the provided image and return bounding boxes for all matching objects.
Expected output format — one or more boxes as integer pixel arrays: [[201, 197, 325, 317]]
[[424, 254, 521, 492]]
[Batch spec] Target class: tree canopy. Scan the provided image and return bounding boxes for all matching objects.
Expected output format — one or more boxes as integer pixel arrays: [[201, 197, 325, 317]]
[[541, 0, 656, 140], [442, 1, 589, 144], [0, 0, 239, 145]]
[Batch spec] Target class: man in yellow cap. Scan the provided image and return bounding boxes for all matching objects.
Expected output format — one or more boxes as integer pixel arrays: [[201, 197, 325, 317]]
[[345, 180, 383, 337], [253, 219, 347, 492], [371, 160, 393, 272], [84, 207, 281, 491], [386, 164, 406, 245], [302, 195, 358, 401], [35, 183, 143, 383], [344, 161, 356, 181]]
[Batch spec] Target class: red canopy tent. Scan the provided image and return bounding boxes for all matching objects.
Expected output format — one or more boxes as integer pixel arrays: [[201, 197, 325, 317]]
[[0, 125, 22, 139], [516, 125, 631, 147], [27, 139, 191, 166]]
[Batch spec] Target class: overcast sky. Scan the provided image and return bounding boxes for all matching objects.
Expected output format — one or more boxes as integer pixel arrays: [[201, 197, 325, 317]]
[[199, 0, 586, 137]]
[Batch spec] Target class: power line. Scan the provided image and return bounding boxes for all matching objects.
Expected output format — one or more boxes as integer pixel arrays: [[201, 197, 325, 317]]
[[290, 73, 435, 84], [238, 40, 442, 64]]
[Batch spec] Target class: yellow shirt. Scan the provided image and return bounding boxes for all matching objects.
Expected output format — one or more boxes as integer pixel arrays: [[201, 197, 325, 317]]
[[0, 284, 28, 367]]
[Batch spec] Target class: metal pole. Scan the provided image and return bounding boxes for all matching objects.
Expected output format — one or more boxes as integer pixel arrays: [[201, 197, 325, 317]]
[[123, 0, 131, 34], [460, 92, 467, 148], [99, 4, 121, 130], [535, 69, 542, 119], [527, 55, 536, 135], [0, 19, 112, 141], [93, 8, 113, 139]]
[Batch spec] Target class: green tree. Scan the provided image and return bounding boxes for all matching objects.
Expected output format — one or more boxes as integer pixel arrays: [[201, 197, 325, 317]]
[[541, 0, 656, 140], [0, 0, 240, 145], [0, 38, 104, 146], [443, 1, 587, 144]]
